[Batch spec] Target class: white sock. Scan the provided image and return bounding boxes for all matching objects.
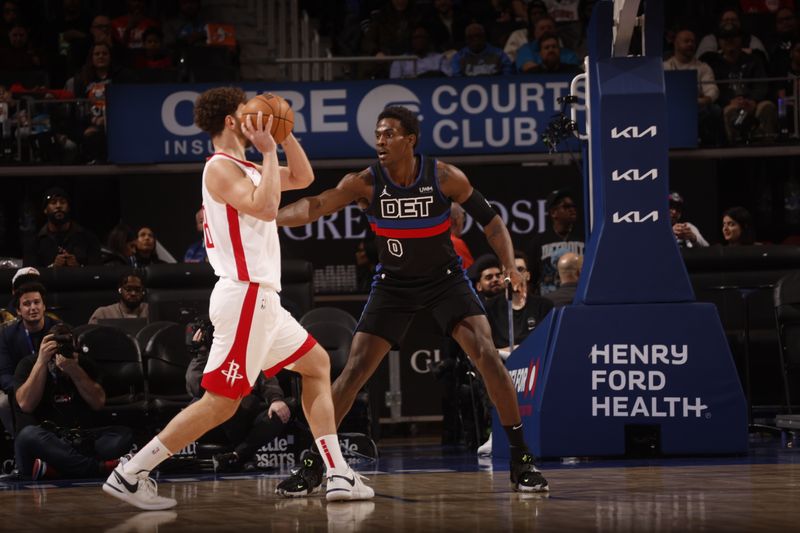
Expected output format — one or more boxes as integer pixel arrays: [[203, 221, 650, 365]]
[[315, 434, 348, 473], [122, 437, 172, 477]]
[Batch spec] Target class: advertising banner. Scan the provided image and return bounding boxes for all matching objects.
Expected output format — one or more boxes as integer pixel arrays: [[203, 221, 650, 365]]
[[107, 72, 696, 164]]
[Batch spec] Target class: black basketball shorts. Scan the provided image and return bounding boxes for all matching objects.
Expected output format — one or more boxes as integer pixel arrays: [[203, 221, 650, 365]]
[[355, 269, 486, 347]]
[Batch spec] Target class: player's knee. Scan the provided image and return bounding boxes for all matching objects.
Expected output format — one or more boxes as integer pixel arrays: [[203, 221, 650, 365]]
[[202, 392, 240, 422], [295, 345, 331, 380]]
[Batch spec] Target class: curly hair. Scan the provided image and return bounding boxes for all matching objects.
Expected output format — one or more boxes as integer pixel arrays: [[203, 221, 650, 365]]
[[194, 87, 247, 137], [377, 106, 420, 147]]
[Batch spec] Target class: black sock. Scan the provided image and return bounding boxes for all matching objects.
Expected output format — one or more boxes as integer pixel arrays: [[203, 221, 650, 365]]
[[503, 423, 530, 461]]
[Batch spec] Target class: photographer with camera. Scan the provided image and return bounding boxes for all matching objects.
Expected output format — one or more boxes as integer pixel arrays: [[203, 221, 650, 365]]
[[184, 317, 295, 473], [0, 282, 58, 436], [12, 322, 133, 480]]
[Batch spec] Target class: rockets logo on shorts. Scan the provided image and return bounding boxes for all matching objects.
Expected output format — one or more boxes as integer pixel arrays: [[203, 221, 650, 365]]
[[222, 360, 244, 386]]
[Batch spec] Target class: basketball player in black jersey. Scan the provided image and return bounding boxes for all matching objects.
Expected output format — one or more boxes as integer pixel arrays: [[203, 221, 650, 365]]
[[276, 106, 548, 495]]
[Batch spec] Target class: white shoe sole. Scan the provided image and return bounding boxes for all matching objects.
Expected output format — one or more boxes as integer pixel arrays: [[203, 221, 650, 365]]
[[326, 488, 375, 502], [102, 481, 178, 510]]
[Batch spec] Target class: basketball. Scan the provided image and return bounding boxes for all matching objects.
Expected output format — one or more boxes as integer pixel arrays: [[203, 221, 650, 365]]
[[241, 93, 294, 143]]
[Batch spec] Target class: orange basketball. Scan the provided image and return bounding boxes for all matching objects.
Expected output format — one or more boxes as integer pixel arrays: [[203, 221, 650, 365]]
[[241, 93, 294, 144]]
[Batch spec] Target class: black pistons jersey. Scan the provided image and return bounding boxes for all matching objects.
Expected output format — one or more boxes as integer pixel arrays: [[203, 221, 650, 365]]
[[365, 155, 459, 279]]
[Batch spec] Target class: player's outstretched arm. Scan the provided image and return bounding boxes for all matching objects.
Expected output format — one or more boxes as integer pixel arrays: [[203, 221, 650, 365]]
[[207, 113, 281, 221], [279, 133, 315, 191], [277, 170, 370, 227], [439, 161, 525, 295]]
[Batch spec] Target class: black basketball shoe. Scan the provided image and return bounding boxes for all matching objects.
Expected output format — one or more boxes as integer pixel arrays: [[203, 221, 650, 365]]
[[510, 452, 549, 492], [212, 452, 241, 473], [276, 451, 324, 497]]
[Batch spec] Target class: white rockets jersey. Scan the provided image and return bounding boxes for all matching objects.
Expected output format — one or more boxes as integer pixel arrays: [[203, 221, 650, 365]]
[[201, 152, 281, 290]]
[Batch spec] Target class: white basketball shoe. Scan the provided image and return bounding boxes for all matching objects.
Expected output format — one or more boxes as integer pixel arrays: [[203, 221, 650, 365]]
[[325, 467, 375, 502], [103, 461, 177, 510]]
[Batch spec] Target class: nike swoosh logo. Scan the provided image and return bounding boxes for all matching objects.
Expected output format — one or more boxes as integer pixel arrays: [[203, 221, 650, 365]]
[[512, 423, 523, 430], [114, 470, 139, 493], [329, 474, 356, 487]]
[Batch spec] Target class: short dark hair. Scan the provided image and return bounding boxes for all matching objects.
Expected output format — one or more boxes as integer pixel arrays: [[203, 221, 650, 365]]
[[723, 206, 756, 245], [514, 249, 530, 270], [467, 254, 501, 282], [377, 106, 420, 146], [14, 281, 47, 308], [118, 271, 144, 288], [194, 86, 247, 137], [538, 32, 559, 48]]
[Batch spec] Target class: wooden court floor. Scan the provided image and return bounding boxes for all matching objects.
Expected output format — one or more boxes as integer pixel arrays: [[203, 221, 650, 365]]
[[3, 460, 800, 532]]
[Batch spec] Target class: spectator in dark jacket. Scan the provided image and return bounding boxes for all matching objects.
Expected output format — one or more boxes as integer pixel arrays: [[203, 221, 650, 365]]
[[23, 187, 102, 268], [701, 24, 777, 144], [0, 282, 57, 435]]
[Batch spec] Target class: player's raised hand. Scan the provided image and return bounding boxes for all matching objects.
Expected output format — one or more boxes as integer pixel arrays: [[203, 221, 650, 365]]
[[242, 111, 276, 154]]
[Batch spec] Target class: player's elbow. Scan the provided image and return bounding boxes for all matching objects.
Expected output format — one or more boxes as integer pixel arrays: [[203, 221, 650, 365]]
[[260, 204, 279, 222]]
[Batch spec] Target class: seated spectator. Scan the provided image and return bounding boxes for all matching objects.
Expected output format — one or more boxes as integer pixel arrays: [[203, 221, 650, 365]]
[[4, 267, 62, 322], [185, 319, 294, 472], [701, 24, 777, 144], [162, 0, 207, 53], [23, 187, 102, 268], [111, 0, 159, 53], [133, 226, 165, 267], [0, 282, 57, 436], [183, 209, 207, 263], [65, 42, 120, 162], [102, 223, 137, 266], [545, 252, 582, 308], [390, 26, 451, 79], [360, 0, 422, 79], [422, 0, 468, 53], [451, 23, 514, 77], [669, 191, 709, 248], [766, 7, 798, 77], [468, 254, 506, 302], [543, 0, 582, 50], [0, 25, 43, 73], [88, 272, 148, 324], [87, 14, 123, 54], [450, 203, 474, 270], [521, 33, 581, 74], [525, 189, 584, 296], [504, 0, 549, 62], [515, 15, 579, 73], [664, 28, 722, 146], [42, 0, 93, 87], [14, 322, 133, 480], [696, 8, 767, 61], [485, 250, 553, 352], [132, 26, 172, 70], [0, 0, 20, 48], [722, 206, 757, 246]]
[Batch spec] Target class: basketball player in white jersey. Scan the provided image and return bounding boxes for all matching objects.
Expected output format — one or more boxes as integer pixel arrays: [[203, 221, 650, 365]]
[[102, 87, 373, 510]]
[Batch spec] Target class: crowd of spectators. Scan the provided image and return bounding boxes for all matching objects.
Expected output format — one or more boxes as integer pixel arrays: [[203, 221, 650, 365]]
[[0, 1, 797, 164], [0, 0, 238, 164]]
